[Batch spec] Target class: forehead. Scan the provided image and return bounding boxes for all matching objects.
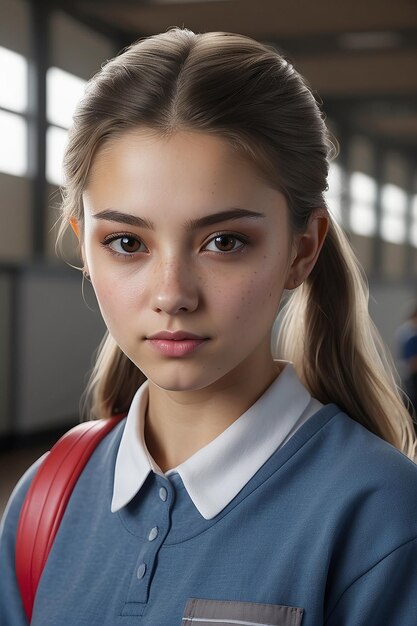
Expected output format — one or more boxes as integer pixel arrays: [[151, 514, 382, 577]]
[[84, 129, 287, 223], [88, 129, 260, 183]]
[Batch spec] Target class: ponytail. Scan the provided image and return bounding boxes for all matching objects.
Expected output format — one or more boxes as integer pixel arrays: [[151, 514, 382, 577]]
[[277, 218, 417, 459]]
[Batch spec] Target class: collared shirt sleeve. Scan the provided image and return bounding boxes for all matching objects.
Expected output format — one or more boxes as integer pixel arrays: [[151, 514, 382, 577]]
[[325, 536, 417, 625]]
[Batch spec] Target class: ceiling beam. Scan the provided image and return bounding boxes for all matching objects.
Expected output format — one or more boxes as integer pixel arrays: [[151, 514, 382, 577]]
[[293, 49, 417, 96], [77, 0, 417, 37]]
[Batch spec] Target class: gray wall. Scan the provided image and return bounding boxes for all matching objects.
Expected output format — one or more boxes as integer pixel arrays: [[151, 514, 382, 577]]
[[0, 273, 12, 435], [1, 266, 105, 434], [369, 281, 417, 371]]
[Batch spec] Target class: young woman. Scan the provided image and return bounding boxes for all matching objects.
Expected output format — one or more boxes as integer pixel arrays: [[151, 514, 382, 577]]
[[1, 28, 417, 626]]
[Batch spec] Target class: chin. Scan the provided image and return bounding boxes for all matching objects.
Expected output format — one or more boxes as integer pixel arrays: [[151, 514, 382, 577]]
[[150, 376, 209, 393], [143, 364, 219, 394]]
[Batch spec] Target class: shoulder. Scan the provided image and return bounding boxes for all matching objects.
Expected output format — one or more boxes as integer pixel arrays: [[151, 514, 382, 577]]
[[1, 454, 43, 548], [1, 455, 45, 541], [330, 408, 416, 474], [300, 409, 417, 619], [262, 404, 417, 545], [0, 456, 46, 625], [289, 405, 417, 565], [317, 410, 417, 579], [315, 408, 417, 507], [317, 411, 417, 622], [0, 417, 126, 544]]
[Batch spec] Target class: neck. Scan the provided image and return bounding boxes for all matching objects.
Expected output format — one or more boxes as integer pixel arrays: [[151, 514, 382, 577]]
[[144, 358, 283, 472]]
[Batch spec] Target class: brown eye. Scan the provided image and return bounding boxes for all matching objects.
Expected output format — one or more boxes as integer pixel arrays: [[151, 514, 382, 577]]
[[120, 236, 141, 253], [106, 235, 145, 255], [215, 235, 236, 251], [205, 234, 245, 253]]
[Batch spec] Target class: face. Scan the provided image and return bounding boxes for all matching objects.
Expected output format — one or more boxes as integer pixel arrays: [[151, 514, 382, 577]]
[[82, 130, 296, 394]]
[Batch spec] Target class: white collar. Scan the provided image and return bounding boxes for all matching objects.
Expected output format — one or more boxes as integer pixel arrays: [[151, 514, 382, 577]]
[[111, 362, 322, 519]]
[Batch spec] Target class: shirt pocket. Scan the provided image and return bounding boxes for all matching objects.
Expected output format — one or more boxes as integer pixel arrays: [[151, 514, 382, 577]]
[[182, 598, 304, 626]]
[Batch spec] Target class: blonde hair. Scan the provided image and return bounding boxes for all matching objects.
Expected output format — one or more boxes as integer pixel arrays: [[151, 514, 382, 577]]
[[59, 28, 416, 458], [278, 221, 416, 457]]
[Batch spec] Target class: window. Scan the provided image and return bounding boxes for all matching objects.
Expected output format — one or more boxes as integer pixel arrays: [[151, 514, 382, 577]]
[[46, 67, 86, 185], [349, 172, 377, 236], [0, 46, 27, 112], [0, 46, 28, 176], [0, 110, 27, 176], [325, 161, 343, 223], [380, 183, 407, 244], [46, 126, 68, 187], [46, 67, 86, 128]]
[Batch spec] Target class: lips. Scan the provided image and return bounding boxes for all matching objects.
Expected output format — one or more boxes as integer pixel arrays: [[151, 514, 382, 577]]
[[146, 331, 208, 357]]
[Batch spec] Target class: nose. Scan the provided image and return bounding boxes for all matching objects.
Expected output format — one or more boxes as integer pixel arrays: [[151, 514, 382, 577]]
[[150, 257, 199, 315]]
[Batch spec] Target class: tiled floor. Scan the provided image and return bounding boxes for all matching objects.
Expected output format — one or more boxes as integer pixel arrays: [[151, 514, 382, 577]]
[[0, 444, 51, 518]]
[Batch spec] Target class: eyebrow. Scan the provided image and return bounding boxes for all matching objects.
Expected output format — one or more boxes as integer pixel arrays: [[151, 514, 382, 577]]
[[92, 208, 265, 230]]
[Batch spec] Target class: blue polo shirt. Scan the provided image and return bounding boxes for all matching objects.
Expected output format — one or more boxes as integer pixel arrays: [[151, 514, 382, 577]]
[[1, 367, 417, 625]]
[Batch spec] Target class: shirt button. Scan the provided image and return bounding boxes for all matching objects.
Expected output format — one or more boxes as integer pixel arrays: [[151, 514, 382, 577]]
[[137, 563, 146, 580], [159, 487, 168, 502], [148, 526, 159, 541]]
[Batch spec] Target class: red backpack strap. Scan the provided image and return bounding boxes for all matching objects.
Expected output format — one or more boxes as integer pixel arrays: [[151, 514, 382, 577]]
[[15, 415, 125, 623]]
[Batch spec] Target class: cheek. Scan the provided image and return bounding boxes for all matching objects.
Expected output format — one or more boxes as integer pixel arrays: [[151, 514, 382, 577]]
[[216, 266, 285, 326], [90, 270, 145, 327], [248, 273, 283, 315]]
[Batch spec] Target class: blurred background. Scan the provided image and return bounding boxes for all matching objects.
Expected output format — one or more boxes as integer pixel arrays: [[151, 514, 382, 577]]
[[0, 0, 417, 511]]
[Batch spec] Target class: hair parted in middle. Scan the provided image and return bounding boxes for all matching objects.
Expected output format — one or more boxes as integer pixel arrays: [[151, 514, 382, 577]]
[[58, 27, 416, 459]]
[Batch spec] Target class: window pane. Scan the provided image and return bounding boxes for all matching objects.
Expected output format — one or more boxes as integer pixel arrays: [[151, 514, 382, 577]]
[[325, 162, 342, 223], [349, 172, 377, 236], [46, 67, 86, 128], [350, 172, 377, 204], [381, 184, 407, 243], [0, 110, 27, 176], [350, 203, 376, 236], [0, 46, 28, 112], [46, 125, 68, 185], [381, 183, 407, 216], [380, 214, 406, 244]]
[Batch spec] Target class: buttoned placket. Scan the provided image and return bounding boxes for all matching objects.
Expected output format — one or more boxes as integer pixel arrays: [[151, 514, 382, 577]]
[[122, 476, 174, 617]]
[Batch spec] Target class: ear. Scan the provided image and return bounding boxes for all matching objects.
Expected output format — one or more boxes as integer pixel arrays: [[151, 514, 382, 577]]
[[285, 209, 329, 290]]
